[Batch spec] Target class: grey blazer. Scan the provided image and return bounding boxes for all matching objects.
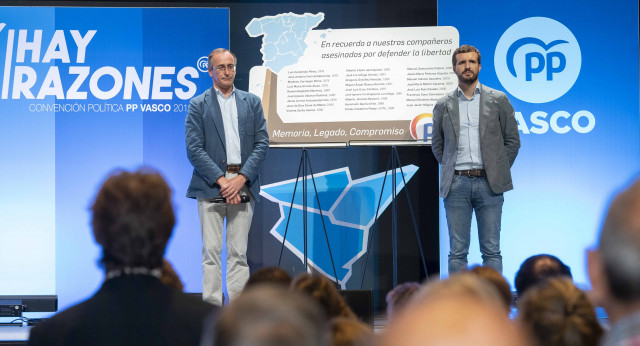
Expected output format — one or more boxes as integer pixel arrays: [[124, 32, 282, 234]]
[[185, 87, 269, 200], [431, 84, 520, 198]]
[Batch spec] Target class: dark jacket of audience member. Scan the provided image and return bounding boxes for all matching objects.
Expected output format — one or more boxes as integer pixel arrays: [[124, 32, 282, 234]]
[[210, 285, 329, 346], [588, 177, 640, 346], [517, 277, 603, 346], [28, 169, 215, 346], [515, 254, 572, 298], [291, 273, 357, 320]]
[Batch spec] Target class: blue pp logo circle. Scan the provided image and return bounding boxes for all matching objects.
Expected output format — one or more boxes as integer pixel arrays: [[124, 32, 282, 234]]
[[494, 17, 581, 103], [197, 56, 209, 73]]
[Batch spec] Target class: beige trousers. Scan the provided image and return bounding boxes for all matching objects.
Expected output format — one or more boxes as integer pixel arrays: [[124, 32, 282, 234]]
[[197, 172, 254, 306]]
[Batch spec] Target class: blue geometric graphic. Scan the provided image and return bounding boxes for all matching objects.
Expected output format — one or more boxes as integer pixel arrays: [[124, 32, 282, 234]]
[[260, 165, 418, 287]]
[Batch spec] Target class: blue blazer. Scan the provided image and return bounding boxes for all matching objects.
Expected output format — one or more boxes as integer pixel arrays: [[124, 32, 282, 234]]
[[185, 87, 269, 200], [431, 84, 520, 198]]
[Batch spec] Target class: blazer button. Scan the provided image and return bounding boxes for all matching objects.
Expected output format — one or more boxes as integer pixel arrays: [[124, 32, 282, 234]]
[[222, 160, 226, 164]]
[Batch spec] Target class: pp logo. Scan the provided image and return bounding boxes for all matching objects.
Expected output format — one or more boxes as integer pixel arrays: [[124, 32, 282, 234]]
[[410, 113, 433, 141], [494, 17, 581, 103], [196, 56, 209, 73]]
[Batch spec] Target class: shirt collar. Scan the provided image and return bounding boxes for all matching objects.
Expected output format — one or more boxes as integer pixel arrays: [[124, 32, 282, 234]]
[[213, 85, 235, 98], [457, 82, 481, 98]]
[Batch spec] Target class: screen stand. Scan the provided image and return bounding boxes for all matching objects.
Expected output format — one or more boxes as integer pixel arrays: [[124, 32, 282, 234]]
[[360, 145, 428, 288], [277, 148, 339, 285]]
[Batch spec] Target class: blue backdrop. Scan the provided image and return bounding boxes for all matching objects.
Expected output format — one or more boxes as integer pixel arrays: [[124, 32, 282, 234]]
[[2, 1, 638, 317], [438, 0, 640, 288], [0, 6, 229, 312]]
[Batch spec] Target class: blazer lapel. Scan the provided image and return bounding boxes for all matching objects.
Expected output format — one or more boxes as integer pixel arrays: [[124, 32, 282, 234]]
[[479, 84, 489, 140], [235, 90, 248, 143], [207, 88, 226, 151], [447, 91, 460, 141]]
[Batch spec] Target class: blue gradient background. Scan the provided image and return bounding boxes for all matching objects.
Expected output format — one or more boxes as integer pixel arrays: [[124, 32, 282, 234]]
[[0, 7, 229, 312], [438, 0, 640, 288], [0, 7, 56, 296]]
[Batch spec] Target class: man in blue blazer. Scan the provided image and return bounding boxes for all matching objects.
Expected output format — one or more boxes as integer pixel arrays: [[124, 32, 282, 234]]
[[185, 48, 269, 305], [431, 45, 520, 274]]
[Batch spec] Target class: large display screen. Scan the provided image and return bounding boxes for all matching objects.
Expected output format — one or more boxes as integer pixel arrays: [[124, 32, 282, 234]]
[[437, 0, 640, 288], [0, 6, 229, 311]]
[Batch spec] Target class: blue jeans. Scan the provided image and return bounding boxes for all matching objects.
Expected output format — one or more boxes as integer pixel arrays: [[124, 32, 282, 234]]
[[444, 175, 504, 274]]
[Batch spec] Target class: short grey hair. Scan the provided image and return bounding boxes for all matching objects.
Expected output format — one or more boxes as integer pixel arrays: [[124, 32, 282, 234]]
[[207, 48, 237, 70], [599, 177, 640, 302]]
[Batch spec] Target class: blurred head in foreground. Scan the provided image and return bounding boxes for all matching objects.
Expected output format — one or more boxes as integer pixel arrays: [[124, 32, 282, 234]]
[[28, 168, 215, 346], [468, 265, 512, 313], [244, 267, 292, 290], [515, 254, 572, 298], [588, 177, 640, 345], [213, 285, 328, 346], [383, 274, 527, 346], [291, 272, 356, 319], [92, 168, 174, 273], [328, 317, 375, 346], [517, 277, 603, 346], [385, 282, 421, 320], [161, 258, 183, 291]]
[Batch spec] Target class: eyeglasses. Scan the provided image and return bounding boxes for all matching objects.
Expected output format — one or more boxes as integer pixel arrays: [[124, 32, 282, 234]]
[[212, 64, 236, 72]]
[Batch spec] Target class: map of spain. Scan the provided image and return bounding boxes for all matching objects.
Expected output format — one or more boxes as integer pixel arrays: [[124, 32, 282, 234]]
[[245, 12, 324, 73]]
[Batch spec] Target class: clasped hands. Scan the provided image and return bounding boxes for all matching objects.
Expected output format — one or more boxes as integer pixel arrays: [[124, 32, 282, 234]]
[[217, 174, 247, 205]]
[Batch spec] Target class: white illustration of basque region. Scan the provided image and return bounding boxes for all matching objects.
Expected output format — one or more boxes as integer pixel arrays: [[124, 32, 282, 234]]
[[246, 12, 325, 74]]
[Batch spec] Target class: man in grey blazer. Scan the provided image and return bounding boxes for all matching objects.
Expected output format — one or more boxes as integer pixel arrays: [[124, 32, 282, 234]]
[[185, 48, 269, 305], [431, 45, 520, 274]]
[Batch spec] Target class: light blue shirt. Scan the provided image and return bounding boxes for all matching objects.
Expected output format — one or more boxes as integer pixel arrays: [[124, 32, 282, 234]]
[[214, 86, 241, 165], [455, 83, 483, 170]]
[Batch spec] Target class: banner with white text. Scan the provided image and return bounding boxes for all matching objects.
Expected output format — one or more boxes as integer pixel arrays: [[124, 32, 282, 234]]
[[247, 19, 458, 145], [438, 0, 639, 289], [0, 6, 229, 312]]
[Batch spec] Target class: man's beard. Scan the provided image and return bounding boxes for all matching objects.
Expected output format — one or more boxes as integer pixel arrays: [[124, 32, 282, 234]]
[[459, 71, 478, 84]]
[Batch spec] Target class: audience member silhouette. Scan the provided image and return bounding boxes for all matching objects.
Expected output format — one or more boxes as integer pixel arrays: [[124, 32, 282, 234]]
[[383, 274, 526, 346], [385, 282, 421, 320], [291, 272, 356, 319], [244, 266, 292, 290], [588, 177, 640, 346], [210, 285, 329, 346], [161, 258, 184, 291], [32, 168, 634, 346], [328, 317, 375, 346], [468, 265, 512, 314], [517, 277, 603, 346], [28, 169, 215, 346], [515, 254, 572, 298]]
